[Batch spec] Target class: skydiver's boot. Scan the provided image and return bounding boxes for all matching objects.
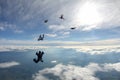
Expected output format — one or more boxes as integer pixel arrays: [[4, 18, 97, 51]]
[[41, 59, 43, 62]]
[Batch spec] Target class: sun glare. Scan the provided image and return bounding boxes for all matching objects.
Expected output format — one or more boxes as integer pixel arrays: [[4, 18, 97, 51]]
[[75, 2, 103, 26]]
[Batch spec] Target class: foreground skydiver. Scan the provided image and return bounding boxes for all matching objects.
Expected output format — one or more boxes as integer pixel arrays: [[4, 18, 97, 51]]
[[33, 51, 44, 63]]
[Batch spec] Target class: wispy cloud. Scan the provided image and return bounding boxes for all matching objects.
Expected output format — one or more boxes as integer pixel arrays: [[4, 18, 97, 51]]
[[46, 0, 120, 32], [0, 22, 23, 33], [46, 33, 57, 38], [0, 26, 5, 31], [0, 61, 20, 68], [14, 29, 23, 33], [1, 0, 120, 32], [0, 45, 48, 52], [0, 0, 120, 42], [48, 25, 67, 32]]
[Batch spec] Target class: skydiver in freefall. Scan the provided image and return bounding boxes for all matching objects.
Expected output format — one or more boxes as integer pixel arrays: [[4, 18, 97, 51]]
[[59, 14, 65, 20], [38, 34, 44, 41], [44, 20, 48, 23], [33, 51, 44, 63], [70, 27, 76, 30]]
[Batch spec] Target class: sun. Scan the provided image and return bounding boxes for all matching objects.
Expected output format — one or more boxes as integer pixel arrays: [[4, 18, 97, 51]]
[[75, 2, 103, 26]]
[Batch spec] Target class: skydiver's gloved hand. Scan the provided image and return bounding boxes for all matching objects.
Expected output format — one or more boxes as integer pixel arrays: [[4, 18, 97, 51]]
[[41, 51, 44, 54], [36, 52, 39, 56], [39, 51, 41, 54]]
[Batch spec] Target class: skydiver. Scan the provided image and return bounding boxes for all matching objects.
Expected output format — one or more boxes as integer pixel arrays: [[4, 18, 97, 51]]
[[38, 34, 44, 41], [70, 27, 76, 30], [44, 20, 48, 23], [59, 14, 64, 20], [33, 51, 44, 63]]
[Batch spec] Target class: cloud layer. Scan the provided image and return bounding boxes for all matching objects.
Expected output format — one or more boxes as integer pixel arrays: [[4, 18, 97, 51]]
[[75, 46, 120, 55], [33, 62, 120, 80], [0, 40, 120, 55], [0, 22, 23, 33], [0, 38, 120, 46]]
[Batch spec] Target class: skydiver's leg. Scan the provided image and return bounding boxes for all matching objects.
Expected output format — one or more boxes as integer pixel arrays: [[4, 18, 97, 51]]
[[40, 35, 41, 38], [34, 58, 40, 63], [33, 58, 38, 63]]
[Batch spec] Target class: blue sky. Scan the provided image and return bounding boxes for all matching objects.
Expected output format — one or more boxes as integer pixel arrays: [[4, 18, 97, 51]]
[[0, 0, 120, 46]]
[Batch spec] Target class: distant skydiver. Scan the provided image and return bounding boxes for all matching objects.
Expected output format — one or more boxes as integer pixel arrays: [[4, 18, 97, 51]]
[[70, 27, 76, 30], [44, 20, 48, 23], [38, 34, 44, 41], [59, 14, 64, 20], [33, 51, 44, 63]]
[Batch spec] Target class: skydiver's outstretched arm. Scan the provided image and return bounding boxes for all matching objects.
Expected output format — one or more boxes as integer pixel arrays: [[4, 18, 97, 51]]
[[40, 35, 41, 38], [33, 58, 39, 63], [38, 35, 41, 41], [41, 51, 44, 56]]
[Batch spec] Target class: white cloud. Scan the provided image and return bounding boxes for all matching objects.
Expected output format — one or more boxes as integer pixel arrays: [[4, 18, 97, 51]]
[[87, 62, 120, 72], [87, 63, 103, 72], [45, 32, 70, 39], [46, 33, 57, 37], [104, 63, 120, 72], [49, 25, 67, 32], [75, 45, 120, 55], [33, 63, 100, 80], [0, 61, 20, 68], [68, 61, 75, 65], [54, 31, 70, 39], [62, 31, 70, 35], [32, 62, 120, 80], [51, 60, 57, 63], [82, 25, 98, 31]]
